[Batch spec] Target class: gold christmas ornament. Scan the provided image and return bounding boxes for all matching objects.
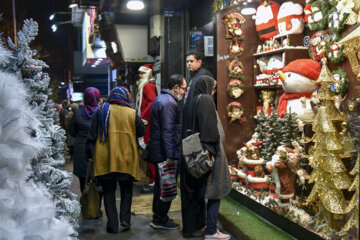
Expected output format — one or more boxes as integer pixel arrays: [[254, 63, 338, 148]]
[[338, 26, 360, 81]]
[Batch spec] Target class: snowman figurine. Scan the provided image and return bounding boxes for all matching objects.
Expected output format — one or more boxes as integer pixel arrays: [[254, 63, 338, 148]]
[[277, 1, 304, 35], [277, 59, 321, 120]]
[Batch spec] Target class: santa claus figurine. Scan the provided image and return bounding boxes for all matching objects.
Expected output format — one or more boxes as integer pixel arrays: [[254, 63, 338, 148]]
[[255, 0, 281, 41], [136, 64, 158, 189], [277, 1, 304, 35], [266, 146, 298, 206], [277, 59, 321, 120]]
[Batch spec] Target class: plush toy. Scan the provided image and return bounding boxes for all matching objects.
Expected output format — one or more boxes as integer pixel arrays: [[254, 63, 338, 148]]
[[309, 31, 329, 62], [304, 4, 312, 23], [255, 0, 281, 41], [266, 55, 284, 74], [277, 59, 322, 120], [327, 38, 346, 63], [277, 2, 304, 35], [257, 57, 269, 73]]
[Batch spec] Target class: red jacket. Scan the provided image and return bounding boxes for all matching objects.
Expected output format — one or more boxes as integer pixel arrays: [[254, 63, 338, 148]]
[[140, 82, 157, 143]]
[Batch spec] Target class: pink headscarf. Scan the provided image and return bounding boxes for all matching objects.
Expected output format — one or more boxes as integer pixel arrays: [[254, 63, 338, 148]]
[[81, 87, 100, 119]]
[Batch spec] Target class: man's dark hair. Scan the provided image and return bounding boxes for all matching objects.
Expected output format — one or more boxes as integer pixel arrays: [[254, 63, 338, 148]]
[[186, 50, 203, 61], [167, 74, 184, 90]]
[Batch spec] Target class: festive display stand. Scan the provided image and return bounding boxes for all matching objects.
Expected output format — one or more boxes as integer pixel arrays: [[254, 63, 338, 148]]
[[215, 0, 359, 239]]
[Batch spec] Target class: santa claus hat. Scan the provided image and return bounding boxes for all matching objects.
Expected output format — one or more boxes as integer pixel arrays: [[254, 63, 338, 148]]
[[138, 64, 154, 75], [282, 59, 321, 81]]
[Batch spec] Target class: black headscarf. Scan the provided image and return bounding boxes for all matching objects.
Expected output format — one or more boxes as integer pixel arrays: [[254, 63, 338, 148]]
[[184, 75, 219, 155]]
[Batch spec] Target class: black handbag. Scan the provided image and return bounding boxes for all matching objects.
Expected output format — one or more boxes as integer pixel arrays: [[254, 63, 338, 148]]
[[182, 95, 215, 179]]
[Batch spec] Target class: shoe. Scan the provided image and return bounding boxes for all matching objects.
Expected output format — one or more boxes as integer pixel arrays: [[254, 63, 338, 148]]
[[141, 184, 154, 194], [148, 182, 155, 187], [119, 221, 130, 232], [204, 230, 230, 240], [106, 227, 118, 234], [150, 220, 180, 230]]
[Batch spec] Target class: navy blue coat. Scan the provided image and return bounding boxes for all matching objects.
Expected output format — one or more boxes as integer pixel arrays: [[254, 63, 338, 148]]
[[147, 89, 182, 163]]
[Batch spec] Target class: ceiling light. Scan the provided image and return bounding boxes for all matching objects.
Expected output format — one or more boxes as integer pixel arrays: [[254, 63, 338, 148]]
[[49, 13, 55, 20], [127, 0, 144, 10], [241, 7, 256, 15], [69, 0, 78, 8], [51, 24, 58, 32], [91, 65, 96, 68]]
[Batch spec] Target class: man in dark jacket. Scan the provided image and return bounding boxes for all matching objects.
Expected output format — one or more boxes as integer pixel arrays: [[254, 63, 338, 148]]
[[147, 74, 186, 230]]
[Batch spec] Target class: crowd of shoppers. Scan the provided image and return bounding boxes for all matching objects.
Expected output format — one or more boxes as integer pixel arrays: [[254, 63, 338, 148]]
[[59, 51, 232, 240]]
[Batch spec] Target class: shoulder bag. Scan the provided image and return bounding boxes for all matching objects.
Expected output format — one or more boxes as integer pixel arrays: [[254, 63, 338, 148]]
[[182, 95, 215, 179]]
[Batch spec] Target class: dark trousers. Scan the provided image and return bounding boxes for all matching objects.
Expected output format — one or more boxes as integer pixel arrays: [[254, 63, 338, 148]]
[[180, 160, 207, 234], [205, 199, 221, 235], [100, 174, 133, 232], [79, 176, 86, 193], [152, 164, 172, 224]]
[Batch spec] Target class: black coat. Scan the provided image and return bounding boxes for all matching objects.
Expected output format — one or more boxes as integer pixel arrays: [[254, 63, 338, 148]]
[[68, 108, 93, 177], [147, 89, 182, 163]]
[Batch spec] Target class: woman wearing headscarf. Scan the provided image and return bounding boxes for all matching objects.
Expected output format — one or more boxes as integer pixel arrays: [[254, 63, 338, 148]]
[[136, 64, 158, 190], [87, 87, 145, 234], [68, 87, 100, 192], [180, 76, 232, 240]]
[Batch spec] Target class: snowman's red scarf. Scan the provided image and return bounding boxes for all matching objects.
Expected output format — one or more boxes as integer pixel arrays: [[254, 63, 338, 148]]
[[277, 92, 313, 117]]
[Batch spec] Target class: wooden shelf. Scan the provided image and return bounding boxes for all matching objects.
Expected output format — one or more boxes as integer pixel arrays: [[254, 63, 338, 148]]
[[254, 85, 283, 90]]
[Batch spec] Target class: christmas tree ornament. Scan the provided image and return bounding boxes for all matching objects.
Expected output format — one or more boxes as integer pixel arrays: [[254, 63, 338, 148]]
[[336, 0, 358, 25], [277, 1, 304, 36], [255, 0, 281, 41], [306, 59, 352, 229], [328, 8, 349, 34], [223, 12, 246, 39], [229, 39, 244, 59], [226, 101, 243, 123], [305, 0, 330, 31], [227, 79, 244, 99], [228, 59, 244, 79], [277, 59, 321, 120], [338, 25, 360, 81], [326, 38, 346, 63], [259, 90, 275, 115]]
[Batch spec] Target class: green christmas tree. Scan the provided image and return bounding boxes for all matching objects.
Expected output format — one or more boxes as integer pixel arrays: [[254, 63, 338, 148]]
[[254, 109, 268, 152], [280, 110, 301, 148], [306, 59, 351, 232], [261, 111, 283, 161]]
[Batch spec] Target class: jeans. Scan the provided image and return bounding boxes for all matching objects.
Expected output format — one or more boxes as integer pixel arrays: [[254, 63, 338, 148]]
[[205, 199, 221, 235]]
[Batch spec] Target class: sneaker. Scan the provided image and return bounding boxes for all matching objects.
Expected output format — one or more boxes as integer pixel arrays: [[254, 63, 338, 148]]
[[204, 230, 230, 240], [119, 221, 130, 232], [150, 220, 180, 230], [148, 182, 155, 187]]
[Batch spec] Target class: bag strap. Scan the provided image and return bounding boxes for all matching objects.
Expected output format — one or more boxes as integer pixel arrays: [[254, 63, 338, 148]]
[[85, 159, 94, 184], [191, 94, 202, 133]]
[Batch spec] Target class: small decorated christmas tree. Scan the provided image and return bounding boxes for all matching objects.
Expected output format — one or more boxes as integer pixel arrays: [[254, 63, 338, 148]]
[[306, 59, 351, 232], [6, 19, 80, 229], [280, 110, 301, 148], [261, 111, 283, 161]]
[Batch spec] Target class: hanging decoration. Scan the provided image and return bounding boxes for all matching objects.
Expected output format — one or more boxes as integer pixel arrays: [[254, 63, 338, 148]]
[[229, 39, 244, 58], [277, 1, 304, 36], [226, 101, 244, 124], [305, 0, 330, 31], [339, 26, 360, 81], [327, 7, 349, 34], [309, 31, 330, 62], [259, 90, 275, 115], [327, 38, 346, 63], [223, 12, 246, 39], [228, 59, 244, 79], [255, 0, 281, 41], [331, 67, 349, 98], [227, 79, 245, 99], [336, 0, 359, 25]]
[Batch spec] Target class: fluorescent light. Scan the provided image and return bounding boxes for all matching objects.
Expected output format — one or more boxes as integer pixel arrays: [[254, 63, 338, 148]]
[[241, 7, 256, 15], [91, 65, 96, 68], [127, 0, 144, 10], [49, 13, 55, 20]]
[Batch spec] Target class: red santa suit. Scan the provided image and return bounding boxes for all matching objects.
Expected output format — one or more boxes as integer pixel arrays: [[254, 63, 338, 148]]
[[136, 64, 158, 184]]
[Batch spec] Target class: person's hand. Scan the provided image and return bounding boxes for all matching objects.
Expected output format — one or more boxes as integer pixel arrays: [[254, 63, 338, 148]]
[[141, 119, 148, 125], [166, 158, 174, 166]]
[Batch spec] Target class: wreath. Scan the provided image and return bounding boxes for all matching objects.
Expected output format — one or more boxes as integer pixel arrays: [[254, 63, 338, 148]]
[[227, 79, 245, 99], [229, 39, 244, 59], [327, 38, 346, 63], [308, 31, 329, 62], [226, 101, 243, 124], [331, 67, 349, 97], [328, 7, 349, 35], [306, 0, 330, 31], [223, 12, 246, 39], [228, 59, 244, 79]]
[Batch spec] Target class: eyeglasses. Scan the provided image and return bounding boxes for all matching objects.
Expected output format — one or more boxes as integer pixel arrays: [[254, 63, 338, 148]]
[[180, 86, 187, 92]]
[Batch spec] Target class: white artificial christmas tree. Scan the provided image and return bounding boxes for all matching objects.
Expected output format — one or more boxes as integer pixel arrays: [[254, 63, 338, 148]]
[[6, 19, 80, 228], [0, 37, 76, 240]]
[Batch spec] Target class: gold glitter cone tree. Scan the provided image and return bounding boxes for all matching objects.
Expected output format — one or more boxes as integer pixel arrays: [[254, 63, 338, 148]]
[[306, 59, 351, 229], [341, 154, 359, 233]]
